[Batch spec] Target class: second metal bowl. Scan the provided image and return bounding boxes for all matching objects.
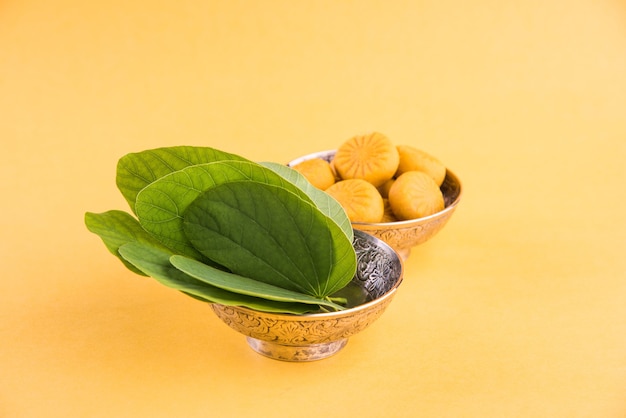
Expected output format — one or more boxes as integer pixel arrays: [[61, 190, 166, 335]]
[[288, 150, 462, 260]]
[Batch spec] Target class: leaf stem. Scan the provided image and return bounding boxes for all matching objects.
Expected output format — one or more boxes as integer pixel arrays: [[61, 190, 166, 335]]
[[325, 296, 348, 307]]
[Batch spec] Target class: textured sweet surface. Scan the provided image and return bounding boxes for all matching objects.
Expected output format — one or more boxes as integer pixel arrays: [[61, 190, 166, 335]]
[[396, 145, 447, 186], [290, 157, 337, 190], [325, 178, 385, 223], [333, 132, 400, 187], [388, 171, 445, 220]]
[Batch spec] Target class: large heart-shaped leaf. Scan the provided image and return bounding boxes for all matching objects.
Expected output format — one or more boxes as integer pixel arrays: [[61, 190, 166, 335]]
[[260, 161, 353, 242], [116, 146, 248, 213], [118, 242, 317, 314], [134, 160, 316, 259], [182, 181, 356, 298]]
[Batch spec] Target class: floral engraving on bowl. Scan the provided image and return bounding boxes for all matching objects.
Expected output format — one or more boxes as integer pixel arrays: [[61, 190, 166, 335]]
[[352, 233, 401, 299], [211, 299, 393, 346], [359, 212, 453, 251]]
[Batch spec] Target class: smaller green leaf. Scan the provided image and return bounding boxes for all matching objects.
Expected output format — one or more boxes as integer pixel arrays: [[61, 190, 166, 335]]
[[118, 242, 317, 314], [84, 210, 168, 275], [170, 255, 346, 311]]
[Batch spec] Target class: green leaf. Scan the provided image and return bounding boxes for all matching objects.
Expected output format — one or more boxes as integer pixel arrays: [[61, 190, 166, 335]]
[[116, 146, 248, 213], [182, 181, 356, 299], [169, 255, 345, 311], [84, 210, 168, 275], [260, 161, 354, 242], [134, 160, 315, 259], [118, 242, 316, 314]]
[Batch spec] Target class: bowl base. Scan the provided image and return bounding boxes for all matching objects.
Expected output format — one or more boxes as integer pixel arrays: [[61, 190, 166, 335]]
[[246, 337, 348, 362]]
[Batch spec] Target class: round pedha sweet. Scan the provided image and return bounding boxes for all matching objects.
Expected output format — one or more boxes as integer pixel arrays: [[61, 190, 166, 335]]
[[325, 179, 384, 223], [396, 145, 446, 186], [291, 157, 336, 190], [388, 171, 444, 220], [333, 132, 400, 187]]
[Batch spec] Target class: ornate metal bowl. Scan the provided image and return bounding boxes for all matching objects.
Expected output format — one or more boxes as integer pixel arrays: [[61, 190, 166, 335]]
[[288, 150, 462, 260], [211, 230, 403, 362]]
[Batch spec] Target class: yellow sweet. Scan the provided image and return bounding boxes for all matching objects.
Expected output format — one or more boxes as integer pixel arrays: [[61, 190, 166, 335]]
[[333, 132, 400, 187], [396, 145, 447, 186], [325, 179, 384, 223], [388, 171, 444, 220], [291, 158, 336, 190]]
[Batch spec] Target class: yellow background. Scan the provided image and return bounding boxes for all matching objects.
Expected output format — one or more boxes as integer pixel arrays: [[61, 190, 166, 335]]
[[1, 1, 625, 417]]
